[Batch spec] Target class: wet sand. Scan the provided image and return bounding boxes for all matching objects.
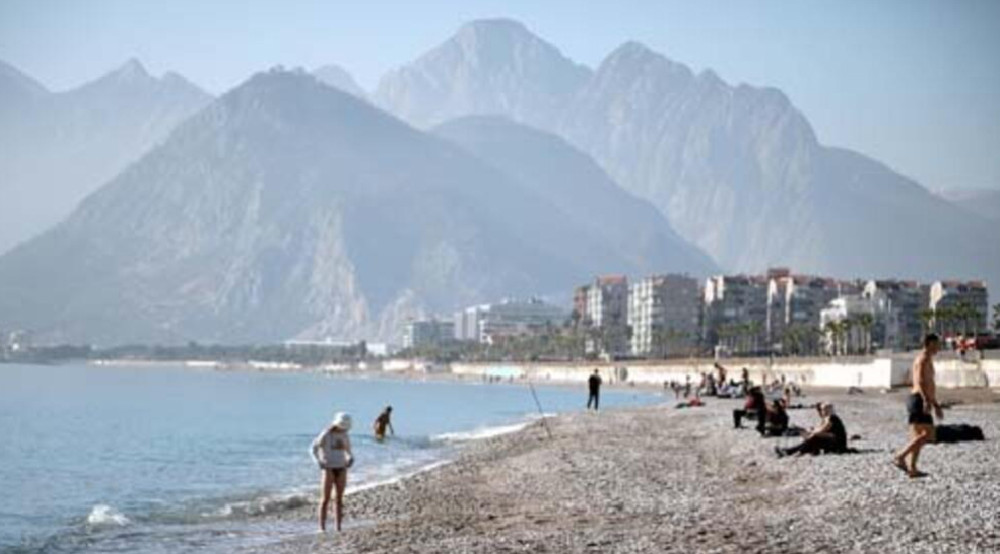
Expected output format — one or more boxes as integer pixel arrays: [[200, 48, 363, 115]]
[[258, 389, 1000, 553]]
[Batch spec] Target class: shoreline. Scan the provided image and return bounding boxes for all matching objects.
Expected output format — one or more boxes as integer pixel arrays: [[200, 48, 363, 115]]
[[256, 390, 1000, 553], [16, 356, 1000, 399]]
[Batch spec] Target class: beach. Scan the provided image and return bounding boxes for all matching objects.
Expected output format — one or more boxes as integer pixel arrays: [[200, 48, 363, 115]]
[[262, 389, 1000, 554]]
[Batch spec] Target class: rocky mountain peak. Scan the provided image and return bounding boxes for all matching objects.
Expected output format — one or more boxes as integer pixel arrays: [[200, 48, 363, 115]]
[[375, 18, 591, 128], [0, 59, 49, 97], [312, 63, 366, 99], [598, 41, 693, 84], [455, 18, 532, 39], [110, 58, 152, 83]]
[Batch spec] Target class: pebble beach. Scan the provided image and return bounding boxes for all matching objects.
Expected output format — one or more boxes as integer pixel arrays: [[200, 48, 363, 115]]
[[259, 389, 1000, 554]]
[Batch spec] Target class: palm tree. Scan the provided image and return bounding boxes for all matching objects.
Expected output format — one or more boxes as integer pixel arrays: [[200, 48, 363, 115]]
[[857, 313, 874, 355], [919, 308, 935, 335], [813, 326, 825, 356], [842, 319, 855, 355], [953, 302, 970, 336], [723, 323, 738, 355], [963, 305, 982, 335], [824, 321, 839, 356], [939, 306, 956, 337], [746, 321, 761, 355], [931, 306, 948, 336], [731, 324, 742, 354], [783, 327, 801, 356], [715, 325, 729, 354]]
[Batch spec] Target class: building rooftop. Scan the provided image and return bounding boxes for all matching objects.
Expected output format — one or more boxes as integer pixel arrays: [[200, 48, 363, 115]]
[[596, 275, 628, 286]]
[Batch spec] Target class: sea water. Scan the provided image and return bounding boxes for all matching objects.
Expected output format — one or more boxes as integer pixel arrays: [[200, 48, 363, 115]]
[[0, 362, 660, 553]]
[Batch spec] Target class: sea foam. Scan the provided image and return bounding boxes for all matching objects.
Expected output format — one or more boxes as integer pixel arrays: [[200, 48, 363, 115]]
[[215, 491, 312, 518], [86, 504, 130, 526], [431, 420, 532, 443]]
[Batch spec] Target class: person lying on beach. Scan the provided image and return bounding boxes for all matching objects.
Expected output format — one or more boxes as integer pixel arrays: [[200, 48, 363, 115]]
[[310, 412, 354, 532], [676, 397, 705, 409], [373, 405, 394, 440], [774, 403, 847, 457]]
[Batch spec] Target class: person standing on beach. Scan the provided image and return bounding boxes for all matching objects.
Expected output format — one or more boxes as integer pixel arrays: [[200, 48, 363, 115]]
[[311, 412, 353, 532], [714, 362, 727, 387], [587, 369, 602, 410], [373, 405, 394, 440], [893, 334, 943, 478]]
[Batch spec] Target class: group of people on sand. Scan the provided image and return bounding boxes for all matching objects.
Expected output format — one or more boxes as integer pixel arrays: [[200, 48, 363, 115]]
[[309, 333, 950, 532], [667, 364, 802, 406], [309, 405, 394, 532], [726, 333, 947, 479]]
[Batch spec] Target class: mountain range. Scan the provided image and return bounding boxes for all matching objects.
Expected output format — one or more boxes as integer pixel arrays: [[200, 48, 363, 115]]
[[0, 70, 713, 344], [376, 19, 1000, 287], [0, 59, 212, 254], [0, 18, 995, 344]]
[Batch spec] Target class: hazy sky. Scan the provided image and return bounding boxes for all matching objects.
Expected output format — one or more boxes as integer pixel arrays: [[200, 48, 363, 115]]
[[2, 0, 998, 191]]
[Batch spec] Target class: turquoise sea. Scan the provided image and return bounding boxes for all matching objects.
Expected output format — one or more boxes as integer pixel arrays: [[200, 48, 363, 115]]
[[0, 362, 660, 553]]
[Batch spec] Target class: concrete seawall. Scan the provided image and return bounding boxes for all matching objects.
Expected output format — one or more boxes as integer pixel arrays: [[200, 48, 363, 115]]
[[452, 354, 1000, 390]]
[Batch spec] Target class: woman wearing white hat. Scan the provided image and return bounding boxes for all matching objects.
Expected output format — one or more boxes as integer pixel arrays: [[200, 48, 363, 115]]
[[310, 412, 353, 531]]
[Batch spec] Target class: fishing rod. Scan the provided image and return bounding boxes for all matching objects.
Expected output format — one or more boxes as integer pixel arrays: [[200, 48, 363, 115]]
[[527, 379, 553, 440]]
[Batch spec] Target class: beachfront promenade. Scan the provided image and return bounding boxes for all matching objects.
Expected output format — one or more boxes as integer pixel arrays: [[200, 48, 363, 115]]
[[450, 352, 1000, 390], [263, 390, 999, 554]]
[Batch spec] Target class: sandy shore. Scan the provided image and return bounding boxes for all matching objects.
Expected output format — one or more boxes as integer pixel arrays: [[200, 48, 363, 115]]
[[255, 389, 1000, 553]]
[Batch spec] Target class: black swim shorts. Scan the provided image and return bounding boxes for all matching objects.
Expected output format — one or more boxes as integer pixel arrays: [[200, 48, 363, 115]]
[[906, 392, 934, 425]]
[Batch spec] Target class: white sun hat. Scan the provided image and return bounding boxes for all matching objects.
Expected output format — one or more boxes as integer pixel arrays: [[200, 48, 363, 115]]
[[331, 412, 352, 431]]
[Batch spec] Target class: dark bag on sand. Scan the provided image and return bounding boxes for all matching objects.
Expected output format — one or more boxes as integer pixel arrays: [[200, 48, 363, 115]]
[[934, 424, 985, 444]]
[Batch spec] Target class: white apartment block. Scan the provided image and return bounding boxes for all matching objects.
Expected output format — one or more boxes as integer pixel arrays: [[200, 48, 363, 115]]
[[863, 279, 929, 350], [454, 298, 566, 344], [628, 274, 700, 357]]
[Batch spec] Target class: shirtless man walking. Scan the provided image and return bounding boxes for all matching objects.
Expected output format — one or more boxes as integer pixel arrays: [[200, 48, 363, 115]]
[[893, 333, 943, 478]]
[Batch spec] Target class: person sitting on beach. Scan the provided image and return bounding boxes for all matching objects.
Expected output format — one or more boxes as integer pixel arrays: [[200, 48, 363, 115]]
[[733, 386, 766, 434], [705, 373, 718, 397], [763, 399, 790, 436], [373, 405, 394, 440], [310, 412, 354, 532], [775, 403, 848, 457]]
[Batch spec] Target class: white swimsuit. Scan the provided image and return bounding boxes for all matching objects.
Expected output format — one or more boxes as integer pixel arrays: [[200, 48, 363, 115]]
[[311, 429, 350, 469]]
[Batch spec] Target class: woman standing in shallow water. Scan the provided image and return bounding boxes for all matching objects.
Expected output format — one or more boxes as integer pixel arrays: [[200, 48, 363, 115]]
[[310, 412, 353, 531]]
